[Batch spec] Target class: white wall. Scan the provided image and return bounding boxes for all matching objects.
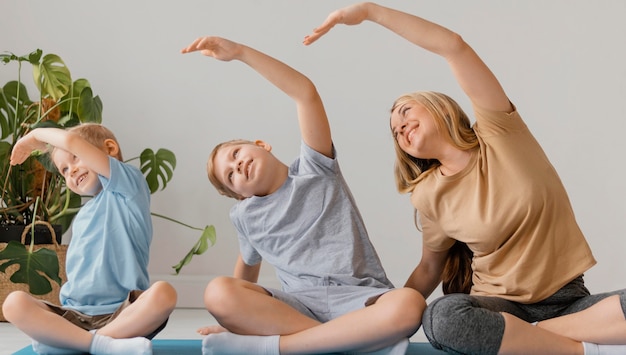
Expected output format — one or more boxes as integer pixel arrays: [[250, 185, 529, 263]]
[[2, 0, 625, 307]]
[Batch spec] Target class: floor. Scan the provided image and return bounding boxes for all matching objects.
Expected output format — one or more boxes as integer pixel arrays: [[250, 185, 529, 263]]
[[1, 308, 429, 354]]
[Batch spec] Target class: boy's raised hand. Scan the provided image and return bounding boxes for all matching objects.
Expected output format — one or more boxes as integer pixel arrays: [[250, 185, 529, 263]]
[[10, 133, 48, 166], [303, 2, 370, 45], [181, 36, 243, 62]]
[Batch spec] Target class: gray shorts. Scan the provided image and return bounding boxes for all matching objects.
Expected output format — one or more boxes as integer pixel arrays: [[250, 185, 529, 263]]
[[43, 290, 167, 339], [264, 285, 391, 323]]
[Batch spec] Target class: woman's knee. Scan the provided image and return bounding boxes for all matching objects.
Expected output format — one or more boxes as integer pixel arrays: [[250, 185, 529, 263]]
[[422, 294, 474, 342], [423, 294, 505, 354]]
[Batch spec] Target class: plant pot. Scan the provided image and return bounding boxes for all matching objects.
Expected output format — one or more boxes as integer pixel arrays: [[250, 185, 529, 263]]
[[0, 221, 67, 321], [0, 224, 63, 244]]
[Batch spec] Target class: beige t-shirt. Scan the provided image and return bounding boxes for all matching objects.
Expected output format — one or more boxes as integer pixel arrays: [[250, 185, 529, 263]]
[[411, 104, 596, 303]]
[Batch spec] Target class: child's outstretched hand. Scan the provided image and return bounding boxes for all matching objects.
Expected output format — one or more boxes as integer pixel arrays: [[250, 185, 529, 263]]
[[181, 36, 242, 62], [10, 133, 48, 166], [303, 2, 370, 45]]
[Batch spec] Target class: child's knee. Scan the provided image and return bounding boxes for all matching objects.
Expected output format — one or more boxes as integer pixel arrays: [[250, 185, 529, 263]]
[[2, 290, 34, 322], [617, 292, 626, 319], [375, 288, 425, 335], [394, 288, 426, 333], [204, 276, 235, 299], [150, 281, 178, 309], [203, 276, 241, 313]]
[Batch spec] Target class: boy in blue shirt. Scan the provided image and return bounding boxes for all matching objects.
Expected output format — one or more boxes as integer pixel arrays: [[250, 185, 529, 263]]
[[5, 124, 177, 355]]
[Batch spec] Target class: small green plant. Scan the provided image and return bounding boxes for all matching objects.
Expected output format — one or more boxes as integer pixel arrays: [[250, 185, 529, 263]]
[[0, 238, 62, 294], [0, 201, 62, 295], [0, 49, 213, 294]]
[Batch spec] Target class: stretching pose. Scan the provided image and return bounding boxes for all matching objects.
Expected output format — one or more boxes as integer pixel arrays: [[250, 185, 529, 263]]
[[305, 2, 626, 355], [181, 36, 424, 355], [6, 124, 177, 355]]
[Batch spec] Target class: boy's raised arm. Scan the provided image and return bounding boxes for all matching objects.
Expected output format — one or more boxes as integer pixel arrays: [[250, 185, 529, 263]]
[[181, 36, 332, 158], [10, 127, 112, 178]]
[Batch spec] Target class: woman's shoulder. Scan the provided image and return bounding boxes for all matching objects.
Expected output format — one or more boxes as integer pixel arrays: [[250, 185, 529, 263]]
[[473, 101, 527, 136]]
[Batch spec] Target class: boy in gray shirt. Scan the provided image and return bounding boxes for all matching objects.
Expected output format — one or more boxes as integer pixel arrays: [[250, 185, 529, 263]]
[[181, 36, 425, 355]]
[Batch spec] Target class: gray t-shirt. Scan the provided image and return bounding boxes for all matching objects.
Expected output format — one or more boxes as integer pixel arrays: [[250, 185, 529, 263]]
[[231, 142, 393, 293]]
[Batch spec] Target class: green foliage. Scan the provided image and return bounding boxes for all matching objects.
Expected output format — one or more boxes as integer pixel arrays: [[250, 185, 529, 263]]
[[172, 225, 216, 275], [1, 49, 216, 294], [139, 148, 176, 194], [0, 240, 61, 295], [0, 49, 103, 227], [33, 54, 71, 101]]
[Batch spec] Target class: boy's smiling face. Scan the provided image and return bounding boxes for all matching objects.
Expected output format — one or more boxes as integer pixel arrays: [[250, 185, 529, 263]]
[[52, 148, 103, 196], [212, 140, 282, 199]]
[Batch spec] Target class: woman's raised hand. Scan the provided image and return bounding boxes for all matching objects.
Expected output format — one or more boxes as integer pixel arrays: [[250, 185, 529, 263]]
[[303, 2, 371, 46]]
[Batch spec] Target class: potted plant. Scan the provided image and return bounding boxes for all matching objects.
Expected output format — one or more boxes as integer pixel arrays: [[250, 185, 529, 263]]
[[0, 49, 214, 300]]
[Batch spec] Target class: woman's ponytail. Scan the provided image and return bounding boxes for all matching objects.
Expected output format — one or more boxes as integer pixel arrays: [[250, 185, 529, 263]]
[[442, 241, 473, 294]]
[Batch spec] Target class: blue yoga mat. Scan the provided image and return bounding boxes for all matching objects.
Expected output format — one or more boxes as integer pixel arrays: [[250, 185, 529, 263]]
[[14, 339, 446, 354]]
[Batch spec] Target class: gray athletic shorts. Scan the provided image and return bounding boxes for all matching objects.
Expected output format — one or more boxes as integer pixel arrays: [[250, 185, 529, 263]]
[[264, 285, 392, 323]]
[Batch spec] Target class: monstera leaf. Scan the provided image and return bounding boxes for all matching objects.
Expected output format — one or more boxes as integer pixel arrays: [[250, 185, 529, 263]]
[[0, 141, 10, 164], [33, 53, 71, 101], [76, 86, 103, 124], [172, 225, 216, 275], [0, 240, 62, 295], [139, 148, 176, 194], [0, 81, 35, 140]]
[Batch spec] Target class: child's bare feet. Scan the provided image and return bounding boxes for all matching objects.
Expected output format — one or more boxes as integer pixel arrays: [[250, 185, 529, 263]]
[[197, 324, 228, 335]]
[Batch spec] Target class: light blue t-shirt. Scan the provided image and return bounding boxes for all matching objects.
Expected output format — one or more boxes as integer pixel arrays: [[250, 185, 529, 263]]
[[231, 142, 393, 293], [60, 157, 152, 315]]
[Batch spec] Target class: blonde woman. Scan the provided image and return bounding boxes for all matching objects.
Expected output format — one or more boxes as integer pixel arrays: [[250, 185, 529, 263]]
[[305, 3, 626, 355]]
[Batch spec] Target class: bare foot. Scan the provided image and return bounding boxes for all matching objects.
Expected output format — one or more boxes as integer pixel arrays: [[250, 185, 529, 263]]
[[197, 324, 228, 335]]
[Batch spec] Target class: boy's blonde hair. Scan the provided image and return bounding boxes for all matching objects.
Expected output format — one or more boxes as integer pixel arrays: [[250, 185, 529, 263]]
[[206, 139, 256, 200], [67, 123, 123, 161]]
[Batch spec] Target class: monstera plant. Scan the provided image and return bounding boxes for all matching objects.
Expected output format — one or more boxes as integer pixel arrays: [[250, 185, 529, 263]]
[[0, 49, 214, 296]]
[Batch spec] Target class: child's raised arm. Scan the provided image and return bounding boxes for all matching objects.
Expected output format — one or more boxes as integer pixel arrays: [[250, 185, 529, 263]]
[[10, 127, 113, 178], [181, 36, 332, 158]]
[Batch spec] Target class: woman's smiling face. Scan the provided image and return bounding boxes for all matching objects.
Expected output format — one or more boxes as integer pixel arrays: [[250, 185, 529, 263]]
[[390, 101, 441, 160]]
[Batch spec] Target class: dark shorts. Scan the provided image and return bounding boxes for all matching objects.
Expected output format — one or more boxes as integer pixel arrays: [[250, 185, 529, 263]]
[[423, 275, 626, 355], [43, 290, 168, 339]]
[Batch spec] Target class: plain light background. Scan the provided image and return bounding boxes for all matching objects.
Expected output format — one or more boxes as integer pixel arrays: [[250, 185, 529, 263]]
[[2, 1, 625, 307]]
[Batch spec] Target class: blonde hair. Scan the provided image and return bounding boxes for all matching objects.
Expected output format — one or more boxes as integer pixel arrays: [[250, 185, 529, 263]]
[[391, 93, 477, 294], [390, 91, 477, 193], [206, 139, 256, 200], [67, 123, 123, 161]]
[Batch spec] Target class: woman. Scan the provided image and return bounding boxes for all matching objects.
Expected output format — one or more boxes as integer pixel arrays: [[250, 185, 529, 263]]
[[304, 2, 626, 355]]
